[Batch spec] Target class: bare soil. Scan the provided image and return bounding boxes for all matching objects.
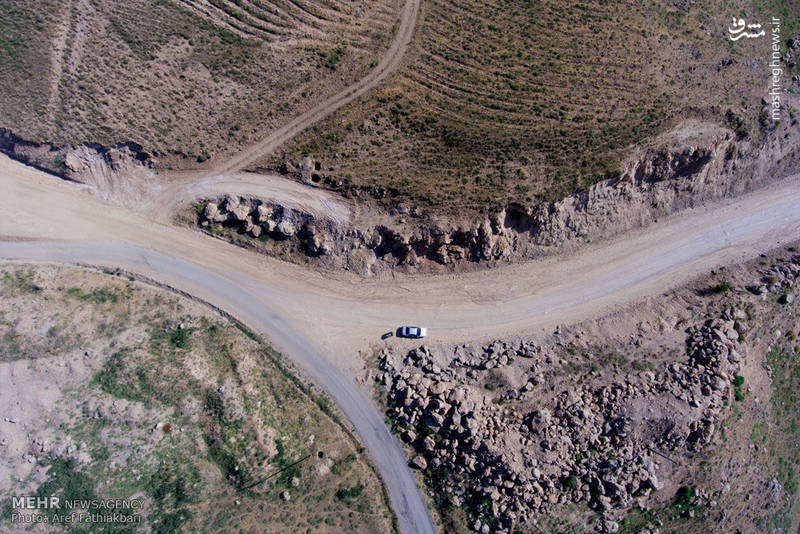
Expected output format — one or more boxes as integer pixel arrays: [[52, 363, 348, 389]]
[[0, 0, 401, 164]]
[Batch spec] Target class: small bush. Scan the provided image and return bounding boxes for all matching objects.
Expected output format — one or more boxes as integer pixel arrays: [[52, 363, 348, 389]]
[[733, 374, 745, 402], [673, 485, 695, 508], [2, 270, 41, 294], [713, 281, 731, 293], [335, 483, 365, 501], [150, 324, 196, 350]]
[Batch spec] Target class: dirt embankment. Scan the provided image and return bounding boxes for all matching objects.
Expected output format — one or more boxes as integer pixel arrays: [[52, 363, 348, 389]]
[[3, 96, 799, 278], [0, 127, 157, 180], [193, 116, 800, 276]]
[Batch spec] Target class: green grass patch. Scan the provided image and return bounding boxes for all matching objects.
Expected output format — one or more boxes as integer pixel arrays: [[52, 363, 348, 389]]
[[150, 323, 197, 351], [92, 349, 158, 405], [146, 462, 199, 531], [733, 374, 745, 402], [66, 286, 122, 304], [619, 485, 707, 533]]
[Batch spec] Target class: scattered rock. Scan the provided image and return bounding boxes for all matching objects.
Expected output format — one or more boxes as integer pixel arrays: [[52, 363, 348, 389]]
[[410, 456, 428, 470]]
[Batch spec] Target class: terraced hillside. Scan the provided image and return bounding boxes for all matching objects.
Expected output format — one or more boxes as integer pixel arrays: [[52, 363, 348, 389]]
[[178, 0, 384, 44], [267, 0, 800, 214], [0, 0, 400, 163]]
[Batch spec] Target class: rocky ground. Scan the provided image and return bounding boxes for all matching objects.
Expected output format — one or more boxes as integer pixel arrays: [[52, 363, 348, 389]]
[[189, 119, 800, 277], [370, 246, 800, 533]]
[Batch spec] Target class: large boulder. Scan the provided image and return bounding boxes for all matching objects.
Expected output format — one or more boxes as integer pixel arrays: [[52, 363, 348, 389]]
[[277, 220, 296, 237], [231, 204, 251, 222], [203, 202, 220, 220], [256, 204, 272, 223], [224, 196, 240, 211], [263, 220, 277, 233], [306, 233, 330, 256], [410, 456, 427, 470]]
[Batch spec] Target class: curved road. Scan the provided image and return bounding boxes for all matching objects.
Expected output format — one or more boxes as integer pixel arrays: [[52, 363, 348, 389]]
[[0, 240, 433, 533], [2, 2, 797, 530], [2, 157, 800, 531], [162, 171, 353, 226], [2, 0, 426, 523], [91, 0, 420, 221], [0, 155, 436, 534]]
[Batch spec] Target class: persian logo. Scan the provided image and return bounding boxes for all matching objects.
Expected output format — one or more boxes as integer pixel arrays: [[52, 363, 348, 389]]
[[727, 17, 765, 40]]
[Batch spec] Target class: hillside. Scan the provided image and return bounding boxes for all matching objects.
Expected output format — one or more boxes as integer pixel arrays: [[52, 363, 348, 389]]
[[0, 265, 394, 532], [1, 1, 798, 219], [371, 244, 800, 533], [263, 0, 800, 214], [0, 0, 400, 163]]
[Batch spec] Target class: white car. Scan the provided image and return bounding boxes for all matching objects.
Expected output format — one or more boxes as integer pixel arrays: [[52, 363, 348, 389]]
[[399, 326, 427, 338]]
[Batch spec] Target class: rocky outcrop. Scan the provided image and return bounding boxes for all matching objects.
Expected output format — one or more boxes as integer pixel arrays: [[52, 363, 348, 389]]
[[201, 119, 800, 275], [0, 128, 155, 181], [370, 254, 800, 533], [197, 196, 333, 257]]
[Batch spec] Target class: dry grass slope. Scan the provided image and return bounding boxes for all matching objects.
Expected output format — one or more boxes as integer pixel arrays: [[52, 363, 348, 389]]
[[0, 0, 400, 163], [268, 0, 800, 215]]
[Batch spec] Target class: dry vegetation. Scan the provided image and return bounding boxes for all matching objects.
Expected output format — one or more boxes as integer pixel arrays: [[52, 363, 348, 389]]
[[0, 265, 393, 533], [267, 0, 800, 215], [0, 0, 400, 163]]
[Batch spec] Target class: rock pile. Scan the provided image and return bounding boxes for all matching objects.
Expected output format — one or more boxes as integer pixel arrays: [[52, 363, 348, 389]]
[[745, 255, 799, 300], [375, 318, 751, 533], [198, 196, 331, 256]]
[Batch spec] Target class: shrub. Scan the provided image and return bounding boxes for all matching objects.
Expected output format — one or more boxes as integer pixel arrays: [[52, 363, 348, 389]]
[[713, 281, 731, 293], [733, 374, 745, 402], [335, 483, 365, 501]]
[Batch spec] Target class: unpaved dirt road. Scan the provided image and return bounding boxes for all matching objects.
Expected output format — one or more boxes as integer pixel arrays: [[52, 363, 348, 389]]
[[73, 0, 422, 221], [201, 0, 421, 177], [0, 0, 424, 525], [0, 154, 433, 534], [2, 155, 800, 532]]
